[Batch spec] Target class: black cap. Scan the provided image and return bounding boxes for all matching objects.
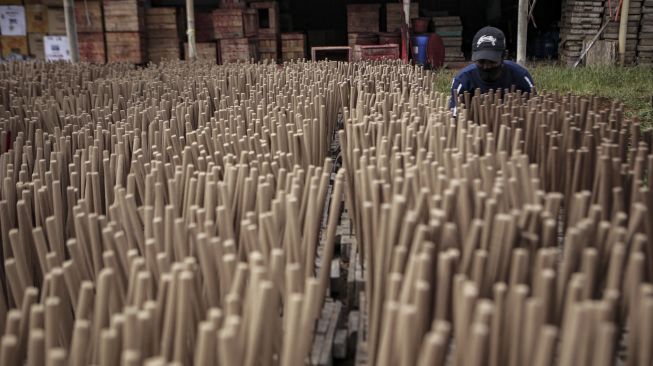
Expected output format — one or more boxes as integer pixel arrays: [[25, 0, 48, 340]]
[[472, 26, 506, 62]]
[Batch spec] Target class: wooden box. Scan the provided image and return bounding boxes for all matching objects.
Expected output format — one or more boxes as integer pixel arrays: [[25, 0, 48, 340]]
[[185, 41, 217, 61], [346, 4, 380, 33], [386, 3, 418, 32], [78, 32, 105, 63], [26, 5, 48, 34], [348, 32, 378, 48], [47, 7, 66, 35], [281, 32, 305, 61], [0, 0, 23, 4], [42, 0, 63, 6], [75, 1, 103, 33], [353, 44, 399, 61], [1, 36, 29, 57], [218, 0, 245, 9], [212, 8, 257, 39], [250, 1, 279, 36], [27, 32, 44, 58], [219, 37, 257, 63], [103, 0, 145, 32], [106, 31, 146, 63], [146, 7, 179, 39], [195, 11, 214, 42], [258, 34, 278, 61]]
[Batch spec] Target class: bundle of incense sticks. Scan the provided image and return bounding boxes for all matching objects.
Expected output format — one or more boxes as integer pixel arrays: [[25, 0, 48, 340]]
[[0, 59, 652, 365], [0, 59, 348, 365], [338, 67, 652, 365]]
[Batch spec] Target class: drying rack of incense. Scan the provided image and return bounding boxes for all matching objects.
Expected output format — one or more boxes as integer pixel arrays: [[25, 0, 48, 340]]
[[0, 60, 652, 366]]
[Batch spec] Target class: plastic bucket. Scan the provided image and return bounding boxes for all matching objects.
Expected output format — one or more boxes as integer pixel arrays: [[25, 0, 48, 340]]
[[411, 34, 430, 65]]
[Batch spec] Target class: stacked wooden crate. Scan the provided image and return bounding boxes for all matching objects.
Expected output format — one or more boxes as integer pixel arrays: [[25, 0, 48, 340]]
[[251, 1, 279, 62], [281, 32, 305, 61], [347, 4, 380, 52], [0, 4, 29, 58], [75, 0, 105, 63], [104, 0, 146, 63], [638, 0, 653, 65], [386, 3, 417, 33], [433, 16, 465, 63], [601, 0, 641, 65], [213, 6, 258, 63], [189, 10, 217, 62], [25, 4, 46, 59], [558, 0, 604, 65], [146, 7, 181, 63]]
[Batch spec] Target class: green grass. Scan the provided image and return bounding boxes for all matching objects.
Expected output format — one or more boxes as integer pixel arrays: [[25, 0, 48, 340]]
[[431, 65, 653, 130]]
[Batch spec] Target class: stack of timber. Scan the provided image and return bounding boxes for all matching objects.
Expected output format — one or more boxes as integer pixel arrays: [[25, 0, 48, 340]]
[[212, 7, 258, 63], [146, 7, 181, 63], [251, 1, 279, 62], [386, 3, 417, 33], [433, 15, 465, 62], [559, 0, 604, 65], [75, 0, 105, 63], [104, 0, 146, 63], [281, 32, 305, 61], [638, 0, 653, 65], [25, 4, 47, 59], [601, 0, 641, 65]]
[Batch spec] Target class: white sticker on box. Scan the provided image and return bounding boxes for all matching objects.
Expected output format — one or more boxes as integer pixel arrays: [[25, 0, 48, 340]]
[[44, 35, 71, 61], [0, 6, 27, 36]]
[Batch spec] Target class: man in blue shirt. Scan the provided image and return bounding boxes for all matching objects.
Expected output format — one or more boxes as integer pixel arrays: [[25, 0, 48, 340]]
[[449, 26, 535, 114]]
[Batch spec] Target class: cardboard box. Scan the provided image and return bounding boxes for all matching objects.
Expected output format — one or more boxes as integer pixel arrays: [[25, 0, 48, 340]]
[[0, 5, 27, 36], [27, 32, 44, 58], [44, 34, 70, 60], [26, 5, 48, 33], [47, 7, 66, 35], [1, 35, 28, 57]]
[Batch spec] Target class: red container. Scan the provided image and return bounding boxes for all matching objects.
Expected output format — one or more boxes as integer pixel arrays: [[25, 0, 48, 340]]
[[411, 17, 429, 33]]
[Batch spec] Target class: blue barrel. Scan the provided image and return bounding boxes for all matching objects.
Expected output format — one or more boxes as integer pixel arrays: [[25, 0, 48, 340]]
[[411, 34, 430, 66]]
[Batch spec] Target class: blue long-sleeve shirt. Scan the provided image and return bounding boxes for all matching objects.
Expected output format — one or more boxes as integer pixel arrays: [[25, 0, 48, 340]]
[[449, 60, 535, 113]]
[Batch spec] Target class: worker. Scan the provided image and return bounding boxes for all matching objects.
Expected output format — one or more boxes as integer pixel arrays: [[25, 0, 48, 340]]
[[449, 26, 535, 115]]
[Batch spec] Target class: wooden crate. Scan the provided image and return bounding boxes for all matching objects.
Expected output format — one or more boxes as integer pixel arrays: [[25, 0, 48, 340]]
[[78, 32, 106, 63], [352, 44, 399, 61], [27, 32, 44, 58], [250, 1, 280, 36], [103, 0, 145, 32], [212, 8, 257, 39], [75, 1, 103, 33], [42, 0, 62, 6], [348, 32, 378, 48], [346, 4, 380, 33], [258, 34, 278, 61], [219, 37, 258, 63], [218, 0, 245, 9], [385, 3, 417, 32], [146, 7, 179, 39], [26, 5, 48, 34], [281, 32, 305, 61], [0, 0, 22, 4], [1, 36, 29, 57], [106, 31, 146, 63], [195, 11, 214, 42], [47, 7, 66, 35], [185, 42, 217, 61]]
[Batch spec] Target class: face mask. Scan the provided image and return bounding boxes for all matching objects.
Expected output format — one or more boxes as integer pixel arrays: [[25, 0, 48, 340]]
[[478, 64, 502, 82]]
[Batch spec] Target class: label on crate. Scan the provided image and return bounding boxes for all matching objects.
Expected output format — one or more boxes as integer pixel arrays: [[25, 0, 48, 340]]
[[0, 5, 27, 36], [44, 35, 71, 61]]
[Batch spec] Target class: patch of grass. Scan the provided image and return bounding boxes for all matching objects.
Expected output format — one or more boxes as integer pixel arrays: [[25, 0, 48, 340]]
[[431, 65, 653, 130]]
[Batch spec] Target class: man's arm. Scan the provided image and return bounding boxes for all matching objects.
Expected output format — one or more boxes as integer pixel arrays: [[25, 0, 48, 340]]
[[520, 69, 536, 95], [449, 77, 464, 114]]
